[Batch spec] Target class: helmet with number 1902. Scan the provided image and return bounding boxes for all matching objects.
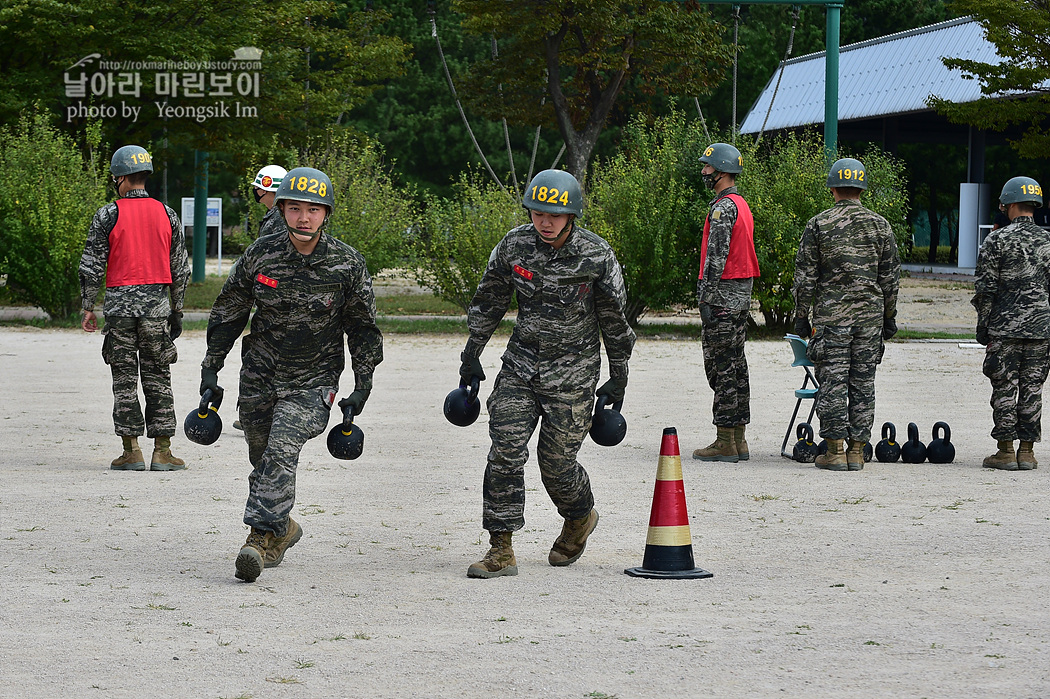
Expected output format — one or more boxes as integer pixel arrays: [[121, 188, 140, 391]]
[[523, 169, 583, 217], [827, 158, 868, 190], [999, 176, 1043, 208], [110, 145, 153, 176], [273, 167, 335, 211]]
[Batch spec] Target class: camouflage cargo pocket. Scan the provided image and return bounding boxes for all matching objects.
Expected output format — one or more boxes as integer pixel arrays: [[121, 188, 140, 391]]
[[982, 341, 1005, 381], [101, 326, 115, 365], [806, 329, 826, 363]]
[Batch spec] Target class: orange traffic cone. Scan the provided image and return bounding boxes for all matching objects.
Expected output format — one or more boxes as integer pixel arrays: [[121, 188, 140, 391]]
[[625, 427, 713, 579]]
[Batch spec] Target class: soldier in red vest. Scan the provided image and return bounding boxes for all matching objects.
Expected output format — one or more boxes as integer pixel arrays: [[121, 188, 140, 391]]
[[80, 145, 190, 471], [692, 143, 760, 463]]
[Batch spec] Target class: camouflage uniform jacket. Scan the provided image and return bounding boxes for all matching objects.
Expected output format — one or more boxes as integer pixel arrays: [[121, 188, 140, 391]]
[[793, 199, 900, 327], [258, 205, 285, 238], [203, 232, 383, 391], [698, 186, 754, 311], [971, 216, 1050, 339], [464, 223, 636, 383], [79, 189, 189, 317]]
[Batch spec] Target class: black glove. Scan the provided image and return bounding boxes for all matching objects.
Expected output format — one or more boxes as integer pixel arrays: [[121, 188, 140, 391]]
[[793, 316, 812, 339], [976, 325, 990, 346], [338, 389, 371, 416], [459, 352, 486, 382], [882, 316, 898, 341], [168, 311, 183, 341], [200, 367, 222, 401], [699, 303, 714, 327], [596, 376, 628, 403]]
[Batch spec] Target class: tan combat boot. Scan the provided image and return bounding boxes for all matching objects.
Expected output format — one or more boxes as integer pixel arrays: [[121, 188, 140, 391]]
[[235, 518, 304, 583], [1017, 441, 1038, 470], [110, 436, 145, 471], [692, 427, 739, 463], [734, 425, 750, 461], [982, 440, 1017, 471], [467, 531, 518, 579], [815, 438, 848, 471], [549, 508, 599, 567], [846, 439, 866, 471], [150, 436, 186, 471]]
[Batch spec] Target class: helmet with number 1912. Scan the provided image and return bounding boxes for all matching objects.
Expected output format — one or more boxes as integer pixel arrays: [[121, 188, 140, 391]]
[[826, 158, 867, 190]]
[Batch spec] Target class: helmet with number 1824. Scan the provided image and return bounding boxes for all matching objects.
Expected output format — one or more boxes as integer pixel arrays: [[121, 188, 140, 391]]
[[999, 176, 1043, 208], [273, 167, 335, 211], [523, 169, 583, 217], [826, 158, 867, 190]]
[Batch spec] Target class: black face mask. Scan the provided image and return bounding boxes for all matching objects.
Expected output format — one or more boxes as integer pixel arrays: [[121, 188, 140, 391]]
[[702, 172, 721, 190], [253, 188, 264, 203]]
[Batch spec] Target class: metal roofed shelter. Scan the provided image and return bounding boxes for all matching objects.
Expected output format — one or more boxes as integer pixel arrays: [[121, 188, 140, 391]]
[[740, 17, 1021, 271]]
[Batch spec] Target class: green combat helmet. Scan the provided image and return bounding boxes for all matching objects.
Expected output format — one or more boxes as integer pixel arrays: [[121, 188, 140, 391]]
[[1000, 176, 1043, 208], [699, 143, 743, 174], [110, 145, 153, 176], [827, 158, 867, 190], [523, 169, 583, 216], [274, 166, 335, 237]]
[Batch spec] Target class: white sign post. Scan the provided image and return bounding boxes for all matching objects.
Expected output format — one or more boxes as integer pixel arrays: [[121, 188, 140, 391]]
[[180, 197, 224, 274]]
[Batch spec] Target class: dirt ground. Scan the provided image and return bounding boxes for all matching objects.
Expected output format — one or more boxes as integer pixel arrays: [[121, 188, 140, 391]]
[[3, 280, 1048, 699]]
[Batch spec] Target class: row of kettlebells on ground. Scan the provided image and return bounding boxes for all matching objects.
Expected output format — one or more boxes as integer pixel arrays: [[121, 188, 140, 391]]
[[183, 381, 630, 459], [793, 422, 955, 464]]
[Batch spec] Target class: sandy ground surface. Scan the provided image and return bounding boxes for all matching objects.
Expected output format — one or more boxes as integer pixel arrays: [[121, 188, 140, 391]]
[[2, 281, 1049, 698]]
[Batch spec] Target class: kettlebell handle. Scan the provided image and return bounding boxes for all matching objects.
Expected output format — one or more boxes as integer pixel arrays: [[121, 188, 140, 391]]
[[341, 403, 357, 432], [882, 422, 896, 443], [908, 422, 919, 443], [198, 388, 223, 415], [796, 422, 814, 442], [932, 421, 951, 441], [461, 376, 481, 406], [594, 394, 624, 413]]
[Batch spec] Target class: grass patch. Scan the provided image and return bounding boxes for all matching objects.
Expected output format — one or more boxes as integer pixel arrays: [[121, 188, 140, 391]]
[[895, 329, 973, 340], [377, 294, 462, 315]]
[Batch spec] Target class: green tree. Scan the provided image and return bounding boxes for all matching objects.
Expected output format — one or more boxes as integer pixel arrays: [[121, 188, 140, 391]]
[[409, 173, 526, 312], [929, 0, 1050, 159], [453, 0, 730, 180], [0, 111, 107, 319]]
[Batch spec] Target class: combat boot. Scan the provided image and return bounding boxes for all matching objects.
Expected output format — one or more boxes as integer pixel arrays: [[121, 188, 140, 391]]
[[110, 436, 145, 471], [734, 425, 750, 461], [467, 531, 518, 579], [235, 518, 303, 583], [846, 439, 866, 471], [982, 440, 1017, 471], [692, 427, 739, 462], [1017, 441, 1038, 470], [150, 436, 186, 471], [549, 508, 599, 567], [815, 438, 848, 471]]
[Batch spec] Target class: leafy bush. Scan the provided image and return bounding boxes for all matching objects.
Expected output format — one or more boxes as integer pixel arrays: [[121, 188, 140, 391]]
[[303, 131, 418, 275], [0, 112, 107, 319], [409, 172, 526, 312], [588, 113, 704, 325]]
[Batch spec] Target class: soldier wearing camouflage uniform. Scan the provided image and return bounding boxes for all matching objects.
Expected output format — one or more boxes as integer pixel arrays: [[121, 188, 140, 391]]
[[231, 165, 289, 433], [692, 143, 761, 463], [459, 169, 635, 579], [201, 167, 383, 582], [972, 176, 1050, 471], [792, 158, 900, 471], [79, 145, 190, 472]]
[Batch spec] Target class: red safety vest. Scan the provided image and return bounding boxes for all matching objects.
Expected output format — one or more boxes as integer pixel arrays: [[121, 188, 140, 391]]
[[106, 198, 174, 287], [698, 193, 760, 280]]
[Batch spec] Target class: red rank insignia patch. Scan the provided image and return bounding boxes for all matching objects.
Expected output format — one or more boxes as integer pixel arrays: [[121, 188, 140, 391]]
[[513, 265, 534, 280], [256, 273, 278, 288]]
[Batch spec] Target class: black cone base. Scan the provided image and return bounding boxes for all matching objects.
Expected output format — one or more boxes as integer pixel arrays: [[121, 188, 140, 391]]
[[624, 566, 713, 579], [624, 544, 713, 579]]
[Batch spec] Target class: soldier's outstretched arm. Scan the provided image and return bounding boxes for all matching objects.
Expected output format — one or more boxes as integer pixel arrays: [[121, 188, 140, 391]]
[[463, 238, 514, 359], [595, 253, 635, 384], [203, 257, 253, 373], [343, 256, 383, 391], [79, 205, 114, 320], [792, 220, 819, 322]]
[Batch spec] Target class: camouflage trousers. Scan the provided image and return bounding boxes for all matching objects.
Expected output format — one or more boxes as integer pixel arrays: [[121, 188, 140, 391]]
[[101, 316, 177, 438], [983, 338, 1050, 442], [808, 324, 883, 443], [700, 307, 751, 427], [240, 377, 335, 537], [482, 368, 595, 532]]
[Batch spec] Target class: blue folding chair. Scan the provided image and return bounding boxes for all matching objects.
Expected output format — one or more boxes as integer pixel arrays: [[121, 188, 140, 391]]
[[781, 334, 820, 458]]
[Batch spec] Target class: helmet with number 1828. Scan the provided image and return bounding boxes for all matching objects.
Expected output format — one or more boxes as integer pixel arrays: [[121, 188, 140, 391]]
[[273, 167, 335, 211]]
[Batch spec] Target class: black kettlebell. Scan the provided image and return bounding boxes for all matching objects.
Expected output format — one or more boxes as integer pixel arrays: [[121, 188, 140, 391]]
[[863, 441, 874, 462], [443, 377, 481, 427], [875, 422, 901, 462], [816, 438, 827, 456], [184, 388, 223, 445], [792, 422, 818, 463], [589, 395, 628, 447], [900, 422, 927, 463], [327, 404, 364, 460], [927, 421, 955, 464]]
